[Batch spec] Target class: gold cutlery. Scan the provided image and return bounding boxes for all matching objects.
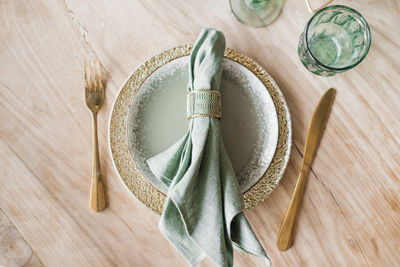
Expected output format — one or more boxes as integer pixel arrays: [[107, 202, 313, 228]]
[[84, 59, 106, 212], [277, 88, 336, 251]]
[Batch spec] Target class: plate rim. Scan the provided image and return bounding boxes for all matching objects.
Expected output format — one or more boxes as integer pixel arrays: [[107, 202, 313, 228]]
[[109, 45, 292, 215]]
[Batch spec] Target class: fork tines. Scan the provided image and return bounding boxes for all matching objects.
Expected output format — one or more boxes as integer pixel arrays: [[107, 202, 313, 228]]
[[84, 59, 103, 91]]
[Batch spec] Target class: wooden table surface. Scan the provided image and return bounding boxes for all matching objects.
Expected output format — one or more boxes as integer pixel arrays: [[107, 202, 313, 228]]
[[1, 0, 399, 266]]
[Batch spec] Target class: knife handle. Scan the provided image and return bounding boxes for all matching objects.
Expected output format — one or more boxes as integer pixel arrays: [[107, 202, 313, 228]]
[[277, 163, 310, 251]]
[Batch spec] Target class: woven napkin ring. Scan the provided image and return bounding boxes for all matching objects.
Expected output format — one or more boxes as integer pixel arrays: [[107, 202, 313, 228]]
[[187, 90, 222, 119]]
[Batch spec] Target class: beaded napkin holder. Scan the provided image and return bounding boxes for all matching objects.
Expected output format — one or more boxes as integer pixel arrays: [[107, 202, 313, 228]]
[[187, 90, 222, 119]]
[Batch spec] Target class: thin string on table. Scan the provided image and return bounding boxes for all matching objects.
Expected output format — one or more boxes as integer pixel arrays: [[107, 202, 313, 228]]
[[305, 0, 333, 13]]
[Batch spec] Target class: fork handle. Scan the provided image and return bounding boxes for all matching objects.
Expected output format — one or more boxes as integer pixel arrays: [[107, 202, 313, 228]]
[[90, 112, 106, 212]]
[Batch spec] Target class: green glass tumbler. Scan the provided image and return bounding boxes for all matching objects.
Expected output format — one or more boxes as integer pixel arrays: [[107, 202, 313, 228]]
[[230, 0, 283, 27], [298, 5, 371, 76]]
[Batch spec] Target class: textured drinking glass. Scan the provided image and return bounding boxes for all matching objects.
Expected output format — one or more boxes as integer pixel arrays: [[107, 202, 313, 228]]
[[230, 0, 283, 27], [298, 5, 371, 76]]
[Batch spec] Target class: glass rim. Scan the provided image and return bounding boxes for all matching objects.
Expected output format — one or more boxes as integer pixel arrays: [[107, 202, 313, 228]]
[[304, 4, 371, 71]]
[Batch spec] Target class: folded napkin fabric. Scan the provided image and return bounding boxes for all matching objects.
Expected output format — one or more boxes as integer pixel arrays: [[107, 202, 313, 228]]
[[146, 28, 270, 267]]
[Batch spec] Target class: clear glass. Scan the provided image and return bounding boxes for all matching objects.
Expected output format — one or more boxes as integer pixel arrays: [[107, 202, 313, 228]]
[[298, 5, 371, 76], [230, 0, 283, 27]]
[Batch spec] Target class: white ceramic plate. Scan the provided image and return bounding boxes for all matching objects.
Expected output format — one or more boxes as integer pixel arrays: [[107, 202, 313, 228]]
[[127, 56, 279, 194]]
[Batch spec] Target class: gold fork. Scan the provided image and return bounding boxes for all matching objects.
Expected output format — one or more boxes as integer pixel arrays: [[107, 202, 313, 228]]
[[84, 59, 106, 212]]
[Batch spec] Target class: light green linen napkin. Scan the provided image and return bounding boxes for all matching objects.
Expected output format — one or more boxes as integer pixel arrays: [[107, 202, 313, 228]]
[[146, 28, 270, 267]]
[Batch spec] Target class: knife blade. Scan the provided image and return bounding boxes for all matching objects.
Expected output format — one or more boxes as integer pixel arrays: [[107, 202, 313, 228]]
[[277, 88, 336, 251]]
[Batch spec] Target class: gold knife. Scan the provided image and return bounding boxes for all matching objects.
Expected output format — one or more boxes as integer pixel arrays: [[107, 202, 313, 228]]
[[277, 88, 336, 251]]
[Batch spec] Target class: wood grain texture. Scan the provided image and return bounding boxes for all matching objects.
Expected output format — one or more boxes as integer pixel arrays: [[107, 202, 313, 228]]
[[0, 0, 399, 266], [0, 209, 43, 267]]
